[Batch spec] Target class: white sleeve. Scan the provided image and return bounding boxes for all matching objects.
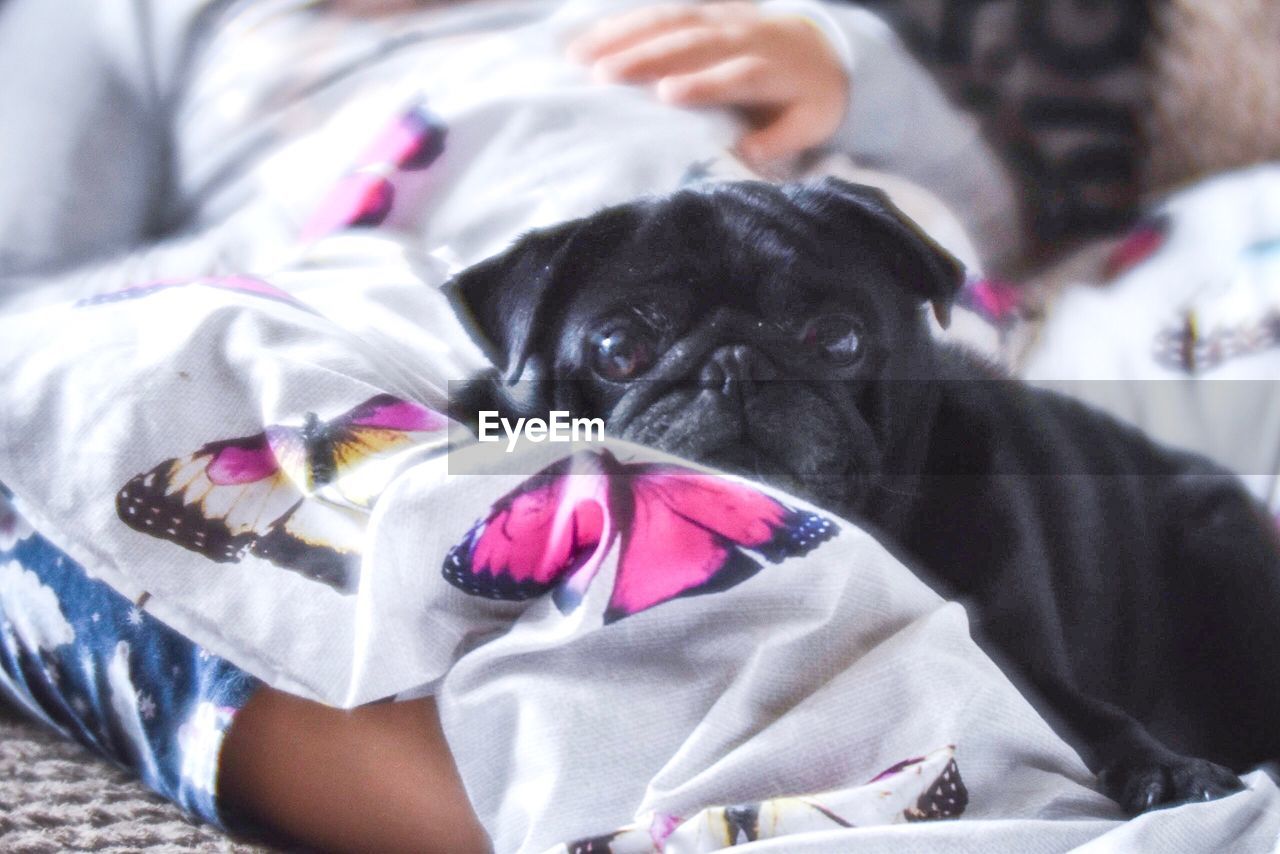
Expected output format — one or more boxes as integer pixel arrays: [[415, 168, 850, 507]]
[[0, 4, 260, 314], [0, 0, 159, 281], [0, 0, 221, 291], [760, 0, 1025, 273]]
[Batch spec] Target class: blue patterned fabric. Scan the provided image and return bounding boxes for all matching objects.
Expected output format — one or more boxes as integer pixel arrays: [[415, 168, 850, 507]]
[[0, 485, 259, 830]]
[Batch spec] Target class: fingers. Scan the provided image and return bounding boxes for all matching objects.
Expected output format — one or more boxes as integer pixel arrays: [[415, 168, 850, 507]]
[[655, 56, 780, 106], [567, 3, 753, 64], [567, 3, 850, 163], [590, 26, 743, 83], [738, 106, 819, 163]]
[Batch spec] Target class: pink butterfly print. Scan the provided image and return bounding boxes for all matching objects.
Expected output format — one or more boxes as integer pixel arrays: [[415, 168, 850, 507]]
[[1105, 213, 1170, 281], [301, 103, 448, 240], [75, 275, 310, 310], [443, 450, 836, 623], [116, 395, 446, 592], [958, 277, 1021, 327]]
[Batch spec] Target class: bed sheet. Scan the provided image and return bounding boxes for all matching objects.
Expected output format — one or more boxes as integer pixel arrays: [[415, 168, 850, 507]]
[[2, 232, 1279, 852], [1020, 164, 1280, 513], [1, 6, 1278, 853]]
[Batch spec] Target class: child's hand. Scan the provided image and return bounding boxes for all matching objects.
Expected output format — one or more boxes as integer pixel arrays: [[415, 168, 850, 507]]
[[567, 2, 849, 165]]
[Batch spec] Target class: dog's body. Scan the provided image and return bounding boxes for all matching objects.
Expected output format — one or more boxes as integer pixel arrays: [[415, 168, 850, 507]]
[[448, 179, 1280, 814]]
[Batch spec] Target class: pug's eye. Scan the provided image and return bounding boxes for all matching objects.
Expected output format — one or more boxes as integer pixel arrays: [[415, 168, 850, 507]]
[[589, 324, 656, 381], [803, 314, 863, 365]]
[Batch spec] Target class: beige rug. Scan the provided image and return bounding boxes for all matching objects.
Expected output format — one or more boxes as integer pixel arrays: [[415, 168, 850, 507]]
[[0, 707, 274, 853]]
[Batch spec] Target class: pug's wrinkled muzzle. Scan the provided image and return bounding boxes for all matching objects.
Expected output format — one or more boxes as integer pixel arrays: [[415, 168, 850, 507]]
[[609, 312, 877, 507]]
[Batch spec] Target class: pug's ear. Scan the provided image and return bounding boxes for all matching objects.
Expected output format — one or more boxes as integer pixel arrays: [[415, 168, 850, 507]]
[[449, 359, 553, 428], [444, 223, 582, 385], [794, 177, 966, 328]]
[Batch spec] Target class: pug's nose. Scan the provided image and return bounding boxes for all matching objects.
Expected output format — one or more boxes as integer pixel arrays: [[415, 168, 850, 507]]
[[700, 345, 776, 398]]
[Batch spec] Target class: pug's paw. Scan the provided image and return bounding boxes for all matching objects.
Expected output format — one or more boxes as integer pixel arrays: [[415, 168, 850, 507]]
[[1099, 752, 1244, 814]]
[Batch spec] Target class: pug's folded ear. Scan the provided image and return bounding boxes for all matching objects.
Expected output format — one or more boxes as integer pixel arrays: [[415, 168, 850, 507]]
[[449, 361, 552, 429], [444, 222, 578, 386], [445, 204, 644, 380], [792, 177, 966, 328]]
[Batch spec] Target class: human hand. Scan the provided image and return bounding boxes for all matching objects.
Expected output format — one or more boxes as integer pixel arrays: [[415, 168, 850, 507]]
[[567, 2, 849, 165]]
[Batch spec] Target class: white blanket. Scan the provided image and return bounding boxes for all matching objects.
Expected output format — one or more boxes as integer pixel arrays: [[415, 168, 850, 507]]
[[1, 3, 1278, 851], [1021, 164, 1280, 511]]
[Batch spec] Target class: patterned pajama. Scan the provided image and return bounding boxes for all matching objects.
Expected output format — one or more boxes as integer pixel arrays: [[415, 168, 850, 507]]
[[0, 487, 258, 831]]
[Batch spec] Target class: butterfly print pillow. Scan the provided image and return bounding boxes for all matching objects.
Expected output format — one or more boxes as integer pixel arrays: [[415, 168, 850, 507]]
[[117, 395, 446, 593], [301, 102, 448, 240], [443, 450, 837, 623]]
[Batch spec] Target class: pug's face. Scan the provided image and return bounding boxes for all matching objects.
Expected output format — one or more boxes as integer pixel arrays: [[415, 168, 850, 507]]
[[450, 179, 963, 512]]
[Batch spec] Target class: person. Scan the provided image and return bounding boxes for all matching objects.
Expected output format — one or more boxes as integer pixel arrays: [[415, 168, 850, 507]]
[[0, 2, 1022, 850]]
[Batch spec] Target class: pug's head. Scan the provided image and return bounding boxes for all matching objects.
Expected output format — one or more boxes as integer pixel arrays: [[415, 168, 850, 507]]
[[448, 178, 964, 514]]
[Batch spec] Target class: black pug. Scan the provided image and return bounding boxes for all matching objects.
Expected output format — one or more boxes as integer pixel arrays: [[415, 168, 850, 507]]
[[446, 178, 1280, 815]]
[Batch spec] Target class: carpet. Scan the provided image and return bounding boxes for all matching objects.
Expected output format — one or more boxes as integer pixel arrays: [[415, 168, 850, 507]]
[[0, 706, 274, 853]]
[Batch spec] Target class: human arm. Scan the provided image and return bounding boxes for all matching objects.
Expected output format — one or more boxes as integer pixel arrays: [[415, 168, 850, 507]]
[[567, 1, 1024, 272]]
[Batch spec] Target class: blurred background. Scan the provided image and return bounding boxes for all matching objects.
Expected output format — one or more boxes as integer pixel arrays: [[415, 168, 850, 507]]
[[845, 0, 1280, 266]]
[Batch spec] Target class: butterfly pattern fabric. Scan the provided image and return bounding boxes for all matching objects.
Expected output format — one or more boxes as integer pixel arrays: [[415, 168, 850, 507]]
[[1150, 236, 1280, 374], [75, 275, 311, 311], [959, 277, 1022, 329], [557, 746, 968, 853], [116, 395, 446, 593], [300, 102, 449, 241], [1104, 213, 1170, 282], [443, 450, 837, 623]]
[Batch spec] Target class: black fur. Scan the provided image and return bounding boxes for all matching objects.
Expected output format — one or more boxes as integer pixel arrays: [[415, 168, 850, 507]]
[[447, 178, 1280, 814]]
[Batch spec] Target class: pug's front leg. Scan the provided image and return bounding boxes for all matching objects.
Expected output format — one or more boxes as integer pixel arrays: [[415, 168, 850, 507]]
[[1097, 735, 1244, 814], [1033, 673, 1244, 814]]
